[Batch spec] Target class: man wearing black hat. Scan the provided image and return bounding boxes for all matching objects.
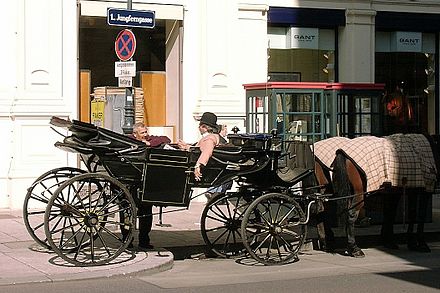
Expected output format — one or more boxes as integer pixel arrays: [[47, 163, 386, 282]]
[[177, 112, 220, 180]]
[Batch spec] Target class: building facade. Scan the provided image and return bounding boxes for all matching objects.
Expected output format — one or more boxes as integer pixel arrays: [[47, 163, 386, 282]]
[[2, 0, 440, 209]]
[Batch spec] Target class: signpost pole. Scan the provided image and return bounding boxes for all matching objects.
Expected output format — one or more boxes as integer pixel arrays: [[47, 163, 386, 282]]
[[122, 0, 134, 134]]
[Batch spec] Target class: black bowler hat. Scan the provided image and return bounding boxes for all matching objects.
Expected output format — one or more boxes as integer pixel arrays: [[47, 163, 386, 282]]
[[199, 112, 218, 128]]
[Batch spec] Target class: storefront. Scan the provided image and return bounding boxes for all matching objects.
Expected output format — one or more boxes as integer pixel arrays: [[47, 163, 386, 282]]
[[79, 1, 184, 138], [267, 7, 344, 83], [266, 6, 440, 138], [375, 11, 440, 135]]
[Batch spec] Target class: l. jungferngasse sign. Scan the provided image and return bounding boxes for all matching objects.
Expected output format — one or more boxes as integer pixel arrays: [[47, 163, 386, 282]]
[[107, 8, 155, 28]]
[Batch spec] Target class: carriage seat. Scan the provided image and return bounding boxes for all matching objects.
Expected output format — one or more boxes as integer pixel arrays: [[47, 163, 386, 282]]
[[212, 145, 247, 163], [227, 133, 274, 150]]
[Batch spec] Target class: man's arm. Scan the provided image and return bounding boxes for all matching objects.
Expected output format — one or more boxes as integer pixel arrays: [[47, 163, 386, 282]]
[[147, 135, 171, 147]]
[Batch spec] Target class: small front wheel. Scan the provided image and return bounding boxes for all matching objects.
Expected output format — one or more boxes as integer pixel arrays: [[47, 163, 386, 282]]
[[241, 193, 306, 265], [201, 192, 255, 258]]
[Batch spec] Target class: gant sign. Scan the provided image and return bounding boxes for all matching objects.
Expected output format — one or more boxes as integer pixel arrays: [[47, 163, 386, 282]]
[[293, 34, 316, 41], [392, 32, 422, 52], [289, 27, 319, 49]]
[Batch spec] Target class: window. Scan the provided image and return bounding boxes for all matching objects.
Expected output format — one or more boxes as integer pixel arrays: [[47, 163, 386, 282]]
[[337, 94, 382, 137]]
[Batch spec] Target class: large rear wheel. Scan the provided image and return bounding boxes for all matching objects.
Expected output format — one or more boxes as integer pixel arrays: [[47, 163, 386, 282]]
[[241, 193, 306, 265], [44, 173, 136, 266]]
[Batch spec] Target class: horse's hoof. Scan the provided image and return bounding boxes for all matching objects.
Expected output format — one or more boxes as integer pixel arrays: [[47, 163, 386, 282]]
[[346, 246, 365, 258]]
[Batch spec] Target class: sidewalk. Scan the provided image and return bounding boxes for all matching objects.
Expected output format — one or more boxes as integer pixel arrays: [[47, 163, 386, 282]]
[[0, 203, 207, 286], [1, 202, 439, 286]]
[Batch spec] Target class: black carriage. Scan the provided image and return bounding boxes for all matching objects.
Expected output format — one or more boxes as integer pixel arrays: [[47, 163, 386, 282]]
[[24, 117, 321, 266]]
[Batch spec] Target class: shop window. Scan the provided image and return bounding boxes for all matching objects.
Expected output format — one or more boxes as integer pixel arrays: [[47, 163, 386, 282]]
[[268, 27, 336, 82], [337, 94, 382, 137], [375, 32, 435, 134], [246, 89, 325, 142]]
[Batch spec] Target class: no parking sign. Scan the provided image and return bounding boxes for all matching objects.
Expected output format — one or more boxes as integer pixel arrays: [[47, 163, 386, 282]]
[[115, 29, 136, 61]]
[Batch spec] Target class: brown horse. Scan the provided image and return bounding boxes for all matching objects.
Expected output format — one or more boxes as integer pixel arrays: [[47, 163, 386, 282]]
[[313, 156, 366, 257], [313, 134, 438, 257]]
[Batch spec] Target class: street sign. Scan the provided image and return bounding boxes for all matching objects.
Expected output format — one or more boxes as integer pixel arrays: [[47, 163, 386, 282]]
[[115, 29, 136, 61], [115, 61, 136, 77], [107, 8, 155, 29], [118, 76, 133, 87]]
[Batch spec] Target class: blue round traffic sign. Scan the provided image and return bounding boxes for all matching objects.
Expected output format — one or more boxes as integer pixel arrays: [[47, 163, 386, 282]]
[[115, 29, 136, 61]]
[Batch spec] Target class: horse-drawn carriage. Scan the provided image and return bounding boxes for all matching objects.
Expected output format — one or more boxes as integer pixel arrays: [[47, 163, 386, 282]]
[[24, 117, 323, 266], [24, 116, 438, 267]]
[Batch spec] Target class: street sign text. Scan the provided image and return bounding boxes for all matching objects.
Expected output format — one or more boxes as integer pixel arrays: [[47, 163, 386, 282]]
[[107, 8, 155, 28], [115, 61, 136, 77]]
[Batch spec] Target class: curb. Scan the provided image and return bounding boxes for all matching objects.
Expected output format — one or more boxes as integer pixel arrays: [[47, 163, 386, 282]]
[[0, 249, 174, 286]]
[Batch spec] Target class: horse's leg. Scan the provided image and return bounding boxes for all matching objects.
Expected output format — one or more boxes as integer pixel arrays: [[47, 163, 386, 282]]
[[332, 152, 364, 258], [344, 196, 361, 255], [314, 162, 335, 251], [316, 200, 335, 251], [416, 192, 430, 252], [381, 191, 400, 249], [345, 159, 365, 258], [407, 191, 431, 252]]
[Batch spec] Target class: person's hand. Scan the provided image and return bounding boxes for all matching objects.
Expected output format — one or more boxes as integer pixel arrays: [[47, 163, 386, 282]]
[[194, 164, 202, 181], [177, 139, 190, 151]]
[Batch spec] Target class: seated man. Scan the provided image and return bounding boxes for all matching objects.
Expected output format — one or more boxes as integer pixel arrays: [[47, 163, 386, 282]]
[[131, 122, 171, 147], [126, 122, 171, 250]]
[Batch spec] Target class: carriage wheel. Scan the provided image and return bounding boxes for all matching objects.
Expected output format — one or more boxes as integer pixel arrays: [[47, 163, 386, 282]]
[[241, 193, 307, 265], [201, 192, 255, 258], [44, 173, 136, 266], [23, 167, 87, 249]]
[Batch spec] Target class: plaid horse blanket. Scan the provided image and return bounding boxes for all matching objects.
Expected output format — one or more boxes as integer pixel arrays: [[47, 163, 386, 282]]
[[313, 134, 437, 193]]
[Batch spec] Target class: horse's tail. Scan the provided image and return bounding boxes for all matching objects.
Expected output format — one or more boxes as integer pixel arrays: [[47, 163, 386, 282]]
[[332, 150, 351, 219]]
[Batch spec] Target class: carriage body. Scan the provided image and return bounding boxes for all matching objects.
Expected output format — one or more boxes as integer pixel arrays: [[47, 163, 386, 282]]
[[55, 118, 300, 207], [24, 117, 316, 266]]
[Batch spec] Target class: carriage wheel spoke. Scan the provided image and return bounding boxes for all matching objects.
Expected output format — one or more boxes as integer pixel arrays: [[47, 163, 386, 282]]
[[27, 209, 46, 216], [57, 222, 87, 250], [278, 205, 299, 225], [29, 193, 49, 205], [273, 237, 284, 261], [100, 205, 131, 218], [100, 224, 125, 242], [93, 226, 112, 257], [210, 227, 230, 246], [97, 188, 124, 214], [251, 232, 271, 253], [212, 204, 230, 221], [51, 218, 82, 235], [73, 231, 87, 260], [205, 214, 228, 226], [68, 217, 81, 247], [266, 236, 274, 259], [89, 230, 95, 262]]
